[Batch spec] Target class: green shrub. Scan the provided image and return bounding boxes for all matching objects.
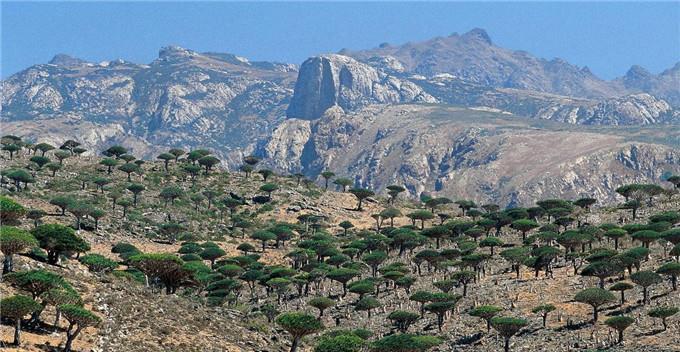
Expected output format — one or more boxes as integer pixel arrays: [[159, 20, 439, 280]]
[[0, 196, 26, 223], [371, 334, 441, 352], [574, 288, 615, 322], [648, 306, 678, 331], [490, 316, 528, 352], [79, 254, 118, 273], [111, 268, 146, 284], [604, 316, 634, 343], [276, 312, 324, 352]]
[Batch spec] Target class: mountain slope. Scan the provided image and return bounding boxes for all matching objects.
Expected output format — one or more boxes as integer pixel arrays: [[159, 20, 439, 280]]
[[341, 28, 680, 104], [1, 30, 679, 201], [341, 28, 621, 98], [286, 54, 436, 119], [286, 29, 678, 121], [1, 46, 297, 165], [265, 104, 680, 206], [618, 63, 680, 107]]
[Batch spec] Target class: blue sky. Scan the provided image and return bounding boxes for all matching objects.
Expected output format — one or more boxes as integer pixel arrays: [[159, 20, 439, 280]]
[[2, 2, 679, 79]]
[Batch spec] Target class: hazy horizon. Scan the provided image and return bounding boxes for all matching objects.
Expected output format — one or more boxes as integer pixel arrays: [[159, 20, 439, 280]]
[[2, 2, 679, 79]]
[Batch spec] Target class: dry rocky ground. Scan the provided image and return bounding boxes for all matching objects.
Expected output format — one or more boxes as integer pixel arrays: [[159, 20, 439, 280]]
[[1, 153, 678, 352]]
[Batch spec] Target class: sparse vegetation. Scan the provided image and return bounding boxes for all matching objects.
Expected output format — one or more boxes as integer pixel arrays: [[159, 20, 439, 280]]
[[0, 136, 678, 351]]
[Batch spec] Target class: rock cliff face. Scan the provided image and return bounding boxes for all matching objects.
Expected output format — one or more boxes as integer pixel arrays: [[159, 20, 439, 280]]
[[476, 91, 677, 125], [416, 76, 678, 125], [287, 54, 679, 123], [341, 28, 622, 99], [618, 63, 680, 107], [2, 31, 679, 205], [1, 46, 297, 166], [342, 28, 680, 104], [285, 29, 678, 121], [286, 55, 435, 119], [265, 105, 680, 206]]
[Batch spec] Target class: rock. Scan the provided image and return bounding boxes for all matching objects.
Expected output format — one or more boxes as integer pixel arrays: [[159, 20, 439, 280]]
[[264, 104, 680, 206], [1, 46, 297, 169], [286, 205, 301, 213], [286, 54, 435, 119]]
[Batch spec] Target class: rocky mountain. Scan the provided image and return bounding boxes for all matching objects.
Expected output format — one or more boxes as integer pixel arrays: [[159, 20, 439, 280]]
[[618, 63, 680, 107], [265, 104, 680, 206], [288, 29, 679, 122], [2, 30, 679, 205], [341, 28, 680, 103], [286, 55, 436, 119], [286, 53, 679, 123], [1, 46, 297, 165]]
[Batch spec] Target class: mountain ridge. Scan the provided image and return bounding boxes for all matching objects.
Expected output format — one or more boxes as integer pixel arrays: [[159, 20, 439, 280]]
[[2, 29, 678, 205]]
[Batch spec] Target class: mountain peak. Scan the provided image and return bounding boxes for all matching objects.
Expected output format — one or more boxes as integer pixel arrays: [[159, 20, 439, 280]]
[[158, 45, 198, 59], [626, 65, 652, 78], [661, 62, 680, 75], [48, 54, 88, 66], [462, 28, 492, 45]]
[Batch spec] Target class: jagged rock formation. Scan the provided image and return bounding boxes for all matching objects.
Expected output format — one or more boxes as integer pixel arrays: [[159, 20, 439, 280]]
[[341, 28, 621, 98], [477, 91, 677, 125], [343, 28, 680, 104], [2, 30, 679, 203], [265, 105, 680, 206], [617, 63, 680, 107], [416, 76, 678, 125], [286, 55, 435, 119], [286, 29, 678, 121], [1, 46, 297, 166]]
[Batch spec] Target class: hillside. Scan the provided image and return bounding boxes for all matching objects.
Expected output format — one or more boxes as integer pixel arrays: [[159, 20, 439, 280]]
[[2, 29, 678, 173], [340, 28, 680, 105], [1, 138, 679, 352], [265, 104, 680, 206], [1, 46, 297, 166]]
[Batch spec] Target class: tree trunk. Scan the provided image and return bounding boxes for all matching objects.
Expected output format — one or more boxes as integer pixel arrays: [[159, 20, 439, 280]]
[[53, 309, 61, 332], [13, 319, 21, 345], [504, 337, 510, 352], [593, 307, 598, 322], [289, 337, 300, 352], [3, 255, 13, 274], [63, 325, 82, 352]]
